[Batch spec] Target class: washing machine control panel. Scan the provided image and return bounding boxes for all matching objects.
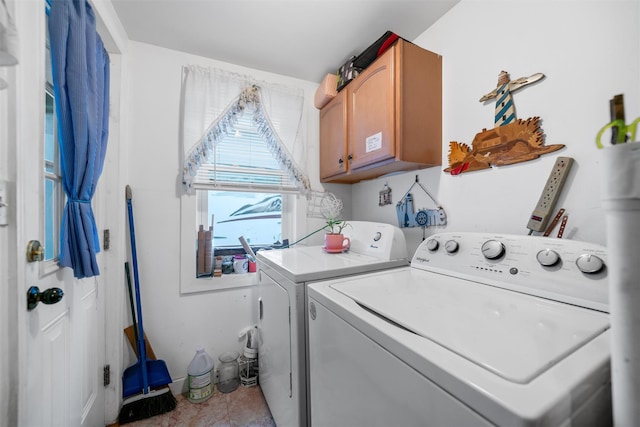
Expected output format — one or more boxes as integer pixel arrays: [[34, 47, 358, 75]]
[[413, 232, 609, 312]]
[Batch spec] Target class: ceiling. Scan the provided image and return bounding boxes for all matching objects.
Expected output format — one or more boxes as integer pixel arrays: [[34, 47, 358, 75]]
[[110, 0, 459, 83]]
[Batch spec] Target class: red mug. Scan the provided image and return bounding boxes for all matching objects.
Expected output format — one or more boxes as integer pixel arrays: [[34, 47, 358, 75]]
[[324, 234, 350, 251]]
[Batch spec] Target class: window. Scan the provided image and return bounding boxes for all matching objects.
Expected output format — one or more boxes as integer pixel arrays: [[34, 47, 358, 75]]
[[181, 186, 297, 293], [180, 71, 309, 293], [198, 191, 282, 249], [194, 112, 292, 256], [44, 6, 63, 264], [181, 104, 303, 289]]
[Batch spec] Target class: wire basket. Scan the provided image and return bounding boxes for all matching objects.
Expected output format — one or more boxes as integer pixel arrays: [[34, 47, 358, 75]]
[[306, 190, 342, 219], [239, 354, 259, 388]]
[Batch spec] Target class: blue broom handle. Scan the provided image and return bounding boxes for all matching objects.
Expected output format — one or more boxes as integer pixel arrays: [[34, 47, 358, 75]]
[[126, 192, 149, 394]]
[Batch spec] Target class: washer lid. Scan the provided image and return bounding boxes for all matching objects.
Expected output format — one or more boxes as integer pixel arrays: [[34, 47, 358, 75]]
[[331, 269, 610, 384]]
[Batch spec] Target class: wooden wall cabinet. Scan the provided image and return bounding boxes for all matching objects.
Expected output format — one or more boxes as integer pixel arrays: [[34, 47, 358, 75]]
[[319, 39, 442, 183]]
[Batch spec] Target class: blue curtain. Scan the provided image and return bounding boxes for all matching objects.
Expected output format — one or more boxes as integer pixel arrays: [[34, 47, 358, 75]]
[[49, 0, 110, 279]]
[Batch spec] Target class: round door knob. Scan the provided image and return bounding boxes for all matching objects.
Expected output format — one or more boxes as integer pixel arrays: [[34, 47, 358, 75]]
[[576, 254, 605, 274], [444, 240, 459, 253], [27, 286, 64, 311], [26, 240, 44, 262], [536, 249, 561, 266], [426, 239, 439, 251], [481, 240, 505, 259]]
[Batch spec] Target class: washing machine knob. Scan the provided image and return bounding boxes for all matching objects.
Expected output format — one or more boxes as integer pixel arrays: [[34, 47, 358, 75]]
[[426, 239, 439, 251], [481, 240, 505, 260], [536, 249, 561, 266], [444, 240, 459, 253], [576, 254, 605, 274]]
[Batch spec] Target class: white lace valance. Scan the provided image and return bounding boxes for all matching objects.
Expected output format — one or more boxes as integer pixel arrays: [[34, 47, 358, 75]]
[[181, 66, 310, 193], [0, 0, 18, 67]]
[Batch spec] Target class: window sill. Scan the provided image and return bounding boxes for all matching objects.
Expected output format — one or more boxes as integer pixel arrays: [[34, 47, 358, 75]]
[[180, 271, 258, 295]]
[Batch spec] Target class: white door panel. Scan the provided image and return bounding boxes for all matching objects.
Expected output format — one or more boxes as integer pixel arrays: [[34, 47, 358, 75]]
[[79, 287, 100, 425], [38, 310, 70, 427], [257, 269, 293, 426], [15, 2, 105, 426]]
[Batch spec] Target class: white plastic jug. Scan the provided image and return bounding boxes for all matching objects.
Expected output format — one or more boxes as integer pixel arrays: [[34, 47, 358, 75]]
[[187, 347, 214, 403]]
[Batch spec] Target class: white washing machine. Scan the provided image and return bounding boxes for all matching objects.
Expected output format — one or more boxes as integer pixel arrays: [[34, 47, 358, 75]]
[[256, 221, 408, 427], [308, 232, 612, 427]]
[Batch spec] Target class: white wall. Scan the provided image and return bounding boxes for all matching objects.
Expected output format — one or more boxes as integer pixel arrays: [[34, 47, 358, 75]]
[[124, 41, 329, 391], [352, 0, 640, 256], [0, 32, 17, 427]]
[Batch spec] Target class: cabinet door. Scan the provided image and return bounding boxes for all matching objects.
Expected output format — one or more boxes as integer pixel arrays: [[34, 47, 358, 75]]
[[348, 47, 395, 170], [319, 89, 348, 179]]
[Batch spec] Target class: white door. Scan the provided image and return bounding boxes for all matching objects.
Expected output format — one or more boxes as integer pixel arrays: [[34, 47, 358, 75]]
[[15, 1, 105, 426], [257, 269, 293, 426]]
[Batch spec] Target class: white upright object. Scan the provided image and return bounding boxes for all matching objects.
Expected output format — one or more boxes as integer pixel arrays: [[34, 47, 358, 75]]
[[257, 221, 408, 427], [187, 348, 214, 403], [601, 142, 640, 427], [239, 326, 258, 359], [308, 232, 612, 427]]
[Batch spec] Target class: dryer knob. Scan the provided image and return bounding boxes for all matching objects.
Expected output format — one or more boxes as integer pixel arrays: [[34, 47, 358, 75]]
[[576, 254, 605, 274], [536, 249, 561, 267], [444, 240, 459, 253], [481, 240, 505, 260]]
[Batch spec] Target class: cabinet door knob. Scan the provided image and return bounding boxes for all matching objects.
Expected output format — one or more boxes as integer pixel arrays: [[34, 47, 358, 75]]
[[347, 154, 353, 162], [338, 158, 344, 165]]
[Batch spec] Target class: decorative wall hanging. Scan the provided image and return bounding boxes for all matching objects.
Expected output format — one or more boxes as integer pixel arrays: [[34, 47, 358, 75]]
[[445, 71, 564, 175], [395, 176, 446, 240], [378, 183, 392, 206]]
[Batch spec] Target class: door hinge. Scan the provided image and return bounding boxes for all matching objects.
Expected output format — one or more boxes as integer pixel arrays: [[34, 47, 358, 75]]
[[289, 372, 293, 398], [103, 364, 111, 387], [103, 229, 110, 250]]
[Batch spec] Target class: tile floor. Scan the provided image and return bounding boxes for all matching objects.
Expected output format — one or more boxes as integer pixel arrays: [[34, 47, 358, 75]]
[[111, 385, 275, 427]]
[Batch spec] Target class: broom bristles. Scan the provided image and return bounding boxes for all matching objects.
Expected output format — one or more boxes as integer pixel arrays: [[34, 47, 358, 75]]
[[118, 387, 177, 425]]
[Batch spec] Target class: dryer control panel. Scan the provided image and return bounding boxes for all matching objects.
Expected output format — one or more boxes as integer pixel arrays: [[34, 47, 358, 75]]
[[411, 232, 608, 312], [343, 221, 408, 260]]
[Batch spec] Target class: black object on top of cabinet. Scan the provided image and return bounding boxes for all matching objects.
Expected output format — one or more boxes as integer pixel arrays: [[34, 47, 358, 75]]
[[353, 31, 400, 69]]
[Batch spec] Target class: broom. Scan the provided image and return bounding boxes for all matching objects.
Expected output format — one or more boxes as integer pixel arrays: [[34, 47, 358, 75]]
[[118, 186, 177, 424]]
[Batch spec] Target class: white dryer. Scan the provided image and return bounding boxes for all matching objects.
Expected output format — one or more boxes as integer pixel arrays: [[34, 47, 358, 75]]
[[308, 232, 612, 427], [257, 221, 408, 427]]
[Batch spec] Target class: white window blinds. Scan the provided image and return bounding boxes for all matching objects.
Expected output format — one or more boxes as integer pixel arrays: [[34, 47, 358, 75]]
[[192, 111, 300, 193], [181, 67, 310, 194]]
